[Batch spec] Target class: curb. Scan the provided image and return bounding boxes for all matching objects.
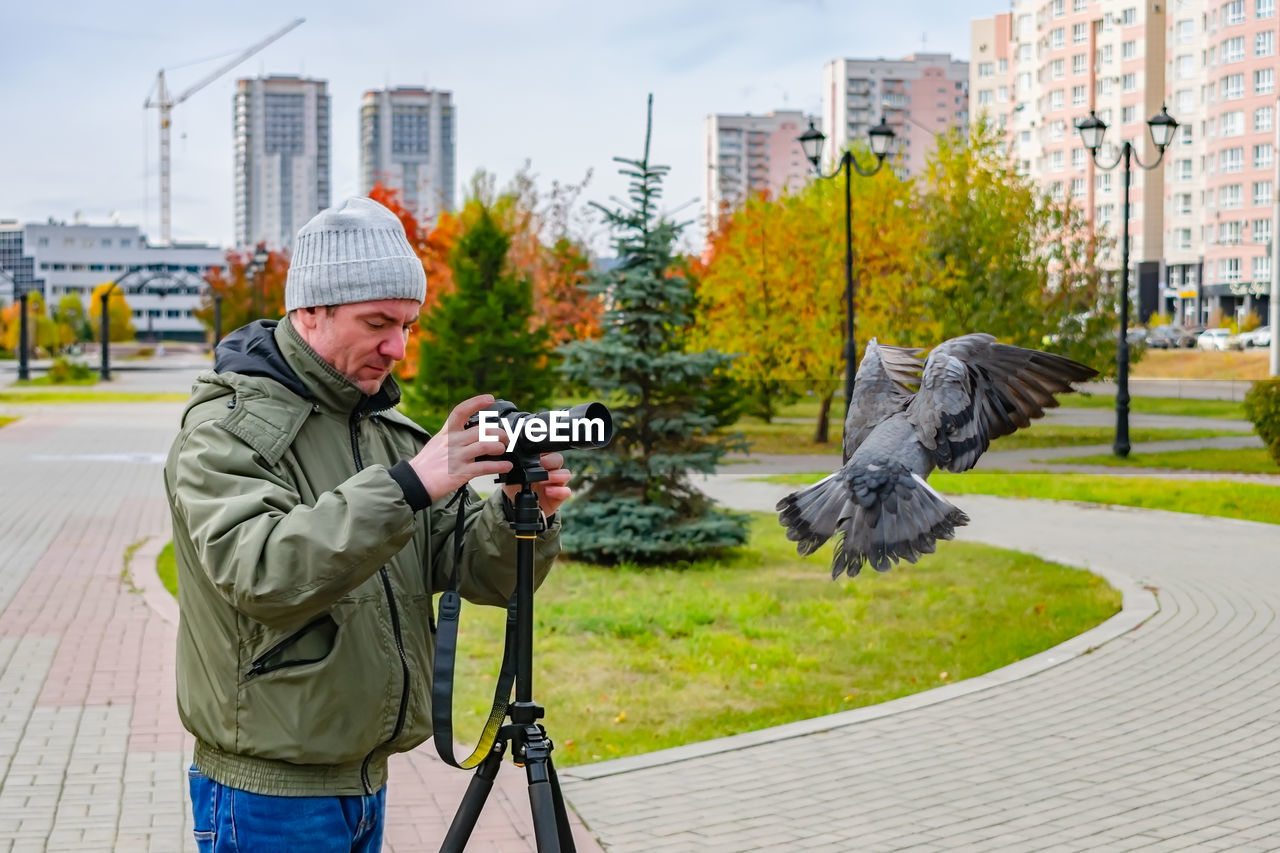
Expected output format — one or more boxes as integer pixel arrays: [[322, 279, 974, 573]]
[[131, 536, 179, 627]]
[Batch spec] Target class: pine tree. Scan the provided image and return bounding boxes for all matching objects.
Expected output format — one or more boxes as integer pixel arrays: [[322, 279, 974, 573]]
[[558, 97, 749, 564], [405, 205, 555, 430]]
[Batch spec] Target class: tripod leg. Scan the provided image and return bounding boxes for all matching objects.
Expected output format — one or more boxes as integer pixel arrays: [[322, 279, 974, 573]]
[[521, 726, 576, 853], [440, 747, 505, 853], [546, 755, 577, 853]]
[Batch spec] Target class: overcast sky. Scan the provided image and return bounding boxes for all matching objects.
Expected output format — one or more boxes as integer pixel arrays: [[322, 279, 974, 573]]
[[2, 0, 1005, 253]]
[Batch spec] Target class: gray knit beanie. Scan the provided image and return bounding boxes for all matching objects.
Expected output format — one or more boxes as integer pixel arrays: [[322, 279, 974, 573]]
[[285, 197, 427, 311]]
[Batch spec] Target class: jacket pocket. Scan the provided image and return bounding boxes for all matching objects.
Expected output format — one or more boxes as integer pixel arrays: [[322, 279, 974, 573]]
[[245, 614, 339, 679]]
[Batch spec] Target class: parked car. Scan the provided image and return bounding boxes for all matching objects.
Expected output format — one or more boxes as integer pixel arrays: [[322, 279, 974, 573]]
[[1236, 326, 1271, 348], [1173, 325, 1205, 347], [1197, 328, 1233, 351], [1145, 325, 1178, 349]]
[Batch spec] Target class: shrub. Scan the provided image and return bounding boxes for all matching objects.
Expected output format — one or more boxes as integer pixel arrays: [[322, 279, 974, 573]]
[[45, 356, 94, 384], [1244, 378, 1280, 466]]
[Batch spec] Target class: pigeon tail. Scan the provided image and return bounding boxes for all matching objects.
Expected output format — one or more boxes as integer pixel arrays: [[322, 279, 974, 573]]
[[832, 471, 969, 578], [776, 472, 850, 557]]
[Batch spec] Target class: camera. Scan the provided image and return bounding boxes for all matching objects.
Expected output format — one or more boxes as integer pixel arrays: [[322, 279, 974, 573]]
[[465, 400, 613, 484]]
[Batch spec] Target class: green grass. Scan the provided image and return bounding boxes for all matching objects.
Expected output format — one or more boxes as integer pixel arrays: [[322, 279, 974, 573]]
[[157, 543, 177, 597], [1042, 447, 1279, 475], [0, 416, 16, 430], [447, 514, 1119, 765], [762, 471, 1280, 526], [0, 390, 188, 404], [730, 420, 1240, 455], [1057, 394, 1247, 420], [14, 374, 98, 387]]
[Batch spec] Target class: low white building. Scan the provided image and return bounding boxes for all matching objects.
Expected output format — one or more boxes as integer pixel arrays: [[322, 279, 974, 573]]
[[7, 220, 225, 341]]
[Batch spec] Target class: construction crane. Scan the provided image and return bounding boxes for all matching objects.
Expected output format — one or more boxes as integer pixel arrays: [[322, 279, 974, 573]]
[[144, 18, 304, 244]]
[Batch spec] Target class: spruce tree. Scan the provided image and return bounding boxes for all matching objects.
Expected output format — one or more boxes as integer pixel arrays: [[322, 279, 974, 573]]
[[558, 98, 749, 564], [406, 205, 555, 429]]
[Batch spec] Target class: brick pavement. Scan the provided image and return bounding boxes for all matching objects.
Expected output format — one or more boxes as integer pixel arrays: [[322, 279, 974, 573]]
[[0, 396, 600, 852]]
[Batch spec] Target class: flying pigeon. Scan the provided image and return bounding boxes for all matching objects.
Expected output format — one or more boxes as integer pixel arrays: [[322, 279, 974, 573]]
[[776, 333, 1098, 578]]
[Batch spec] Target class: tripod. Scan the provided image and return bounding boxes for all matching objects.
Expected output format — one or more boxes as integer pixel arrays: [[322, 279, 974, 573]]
[[439, 482, 577, 853]]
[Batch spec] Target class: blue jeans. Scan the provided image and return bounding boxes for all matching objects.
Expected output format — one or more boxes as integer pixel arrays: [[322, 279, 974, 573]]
[[189, 765, 386, 852]]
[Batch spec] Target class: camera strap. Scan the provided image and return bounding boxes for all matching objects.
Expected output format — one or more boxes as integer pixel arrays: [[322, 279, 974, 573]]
[[432, 486, 518, 770]]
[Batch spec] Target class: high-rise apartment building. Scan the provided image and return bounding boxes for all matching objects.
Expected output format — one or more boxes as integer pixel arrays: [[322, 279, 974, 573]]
[[360, 87, 456, 222], [234, 76, 331, 250], [971, 1, 1275, 327], [703, 110, 813, 228], [822, 53, 970, 178]]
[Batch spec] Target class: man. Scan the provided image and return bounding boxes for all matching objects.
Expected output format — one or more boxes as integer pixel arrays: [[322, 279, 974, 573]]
[[164, 197, 569, 851]]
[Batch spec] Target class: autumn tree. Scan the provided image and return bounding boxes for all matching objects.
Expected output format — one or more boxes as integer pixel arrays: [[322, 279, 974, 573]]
[[88, 283, 135, 343], [403, 205, 555, 430], [694, 150, 927, 443], [2, 292, 64, 355], [195, 245, 289, 339], [54, 294, 91, 344], [917, 123, 1116, 372], [558, 99, 748, 564]]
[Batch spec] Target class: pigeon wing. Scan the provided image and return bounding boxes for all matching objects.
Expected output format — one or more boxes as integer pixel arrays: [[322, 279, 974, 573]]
[[905, 333, 1098, 473], [843, 338, 924, 460]]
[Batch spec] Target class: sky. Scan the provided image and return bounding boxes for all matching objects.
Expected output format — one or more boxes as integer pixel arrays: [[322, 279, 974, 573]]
[[2, 0, 1006, 254]]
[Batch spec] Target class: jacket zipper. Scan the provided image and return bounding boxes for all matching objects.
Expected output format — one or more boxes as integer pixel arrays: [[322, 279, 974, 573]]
[[244, 615, 334, 680], [350, 409, 412, 794]]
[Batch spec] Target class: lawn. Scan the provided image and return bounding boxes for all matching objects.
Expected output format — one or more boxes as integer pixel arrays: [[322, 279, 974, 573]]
[[154, 516, 1121, 767], [1039, 447, 1278, 475], [731, 420, 1240, 455], [0, 416, 16, 430], [1056, 394, 1247, 420], [0, 390, 188, 404], [761, 471, 1280, 526], [1131, 349, 1270, 380], [157, 543, 177, 597], [446, 514, 1119, 765]]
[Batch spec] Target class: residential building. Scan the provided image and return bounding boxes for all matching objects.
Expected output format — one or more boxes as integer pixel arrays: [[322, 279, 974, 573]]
[[4, 219, 223, 341], [359, 87, 456, 222], [234, 75, 331, 251], [703, 110, 813, 229], [822, 53, 970, 179]]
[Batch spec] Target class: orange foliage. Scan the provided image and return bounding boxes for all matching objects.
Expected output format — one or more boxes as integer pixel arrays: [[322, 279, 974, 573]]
[[197, 245, 290, 337]]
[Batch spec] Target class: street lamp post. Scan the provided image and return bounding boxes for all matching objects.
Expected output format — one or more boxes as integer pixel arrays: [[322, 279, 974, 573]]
[[797, 119, 896, 431], [248, 246, 269, 320], [99, 281, 122, 381], [1077, 106, 1178, 458], [17, 288, 30, 382]]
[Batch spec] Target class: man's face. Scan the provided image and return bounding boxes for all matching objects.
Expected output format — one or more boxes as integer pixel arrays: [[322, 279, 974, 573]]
[[296, 299, 420, 395]]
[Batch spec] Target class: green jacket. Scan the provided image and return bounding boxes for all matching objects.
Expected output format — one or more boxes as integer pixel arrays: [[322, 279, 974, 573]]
[[164, 318, 560, 796]]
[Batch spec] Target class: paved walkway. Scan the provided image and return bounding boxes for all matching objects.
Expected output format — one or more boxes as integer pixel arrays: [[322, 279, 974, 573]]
[[2, 371, 1279, 851]]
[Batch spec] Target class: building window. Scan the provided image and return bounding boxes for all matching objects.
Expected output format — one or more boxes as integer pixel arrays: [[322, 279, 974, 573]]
[[1096, 172, 1113, 191], [1176, 19, 1196, 43], [1223, 72, 1245, 99], [1221, 257, 1242, 282], [1073, 22, 1088, 43], [1122, 40, 1137, 59], [1071, 177, 1086, 196], [1253, 218, 1272, 243], [1223, 36, 1246, 62], [1050, 181, 1065, 201], [1052, 0, 1065, 16], [1220, 221, 1243, 243], [1122, 72, 1137, 92], [1255, 105, 1274, 132], [1072, 147, 1087, 168], [998, 58, 1008, 73], [1049, 89, 1065, 109], [1120, 6, 1137, 24], [1050, 58, 1065, 79], [1222, 110, 1245, 135], [1221, 146, 1244, 172], [1050, 150, 1065, 171], [1122, 105, 1137, 124], [1176, 54, 1195, 78], [1176, 89, 1195, 113], [1177, 158, 1194, 180], [1256, 67, 1275, 93], [1072, 53, 1087, 74], [1051, 27, 1065, 48], [1176, 193, 1194, 214], [1255, 143, 1273, 168], [1253, 255, 1271, 281], [1255, 181, 1273, 206], [1099, 44, 1114, 65], [1222, 184, 1244, 208], [1260, 0, 1276, 18], [1074, 0, 1087, 9], [1072, 84, 1087, 106], [998, 85, 1009, 102], [1225, 0, 1246, 24], [1256, 31, 1275, 56], [979, 90, 994, 105], [979, 62, 994, 77]]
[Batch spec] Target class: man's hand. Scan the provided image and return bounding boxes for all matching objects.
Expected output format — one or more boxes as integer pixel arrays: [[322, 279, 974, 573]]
[[409, 394, 512, 500], [502, 452, 573, 518]]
